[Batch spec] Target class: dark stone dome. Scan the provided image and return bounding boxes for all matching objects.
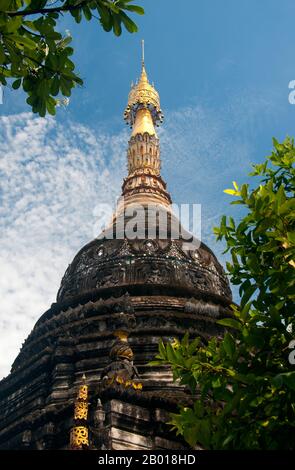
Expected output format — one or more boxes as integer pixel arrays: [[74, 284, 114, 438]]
[[57, 207, 231, 307], [57, 236, 231, 307]]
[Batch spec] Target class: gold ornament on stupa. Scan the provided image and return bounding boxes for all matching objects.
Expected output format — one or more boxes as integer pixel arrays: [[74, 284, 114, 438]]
[[70, 374, 89, 450], [124, 40, 164, 130]]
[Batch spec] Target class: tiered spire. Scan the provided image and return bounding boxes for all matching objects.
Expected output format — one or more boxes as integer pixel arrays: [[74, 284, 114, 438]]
[[120, 41, 171, 208]]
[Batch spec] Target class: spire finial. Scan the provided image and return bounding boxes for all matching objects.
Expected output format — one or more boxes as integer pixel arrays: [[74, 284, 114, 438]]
[[141, 39, 145, 66], [124, 40, 164, 130], [139, 39, 148, 84]]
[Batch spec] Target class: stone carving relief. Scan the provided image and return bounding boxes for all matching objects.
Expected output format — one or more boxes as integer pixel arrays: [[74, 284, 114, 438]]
[[57, 237, 231, 303]]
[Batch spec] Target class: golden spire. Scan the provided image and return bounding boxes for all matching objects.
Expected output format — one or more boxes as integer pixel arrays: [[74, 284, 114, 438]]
[[70, 374, 89, 450], [118, 41, 171, 210]]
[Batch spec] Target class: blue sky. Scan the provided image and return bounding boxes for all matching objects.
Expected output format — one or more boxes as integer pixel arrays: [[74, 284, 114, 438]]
[[0, 0, 294, 378]]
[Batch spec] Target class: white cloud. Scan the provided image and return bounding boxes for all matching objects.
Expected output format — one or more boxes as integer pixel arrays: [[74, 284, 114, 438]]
[[0, 112, 126, 378]]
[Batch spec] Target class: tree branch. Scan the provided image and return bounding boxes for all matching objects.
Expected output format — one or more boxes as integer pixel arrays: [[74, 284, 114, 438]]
[[5, 1, 89, 17], [4, 36, 82, 84]]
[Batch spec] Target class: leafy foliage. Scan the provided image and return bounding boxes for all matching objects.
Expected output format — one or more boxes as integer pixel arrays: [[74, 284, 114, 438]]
[[0, 0, 144, 116], [152, 137, 295, 449]]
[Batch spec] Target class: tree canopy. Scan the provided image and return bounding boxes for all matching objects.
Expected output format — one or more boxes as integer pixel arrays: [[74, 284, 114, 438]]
[[0, 1, 144, 116], [152, 137, 295, 449]]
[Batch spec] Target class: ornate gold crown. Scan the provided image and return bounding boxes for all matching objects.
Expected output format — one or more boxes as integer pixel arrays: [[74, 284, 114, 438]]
[[124, 41, 164, 128]]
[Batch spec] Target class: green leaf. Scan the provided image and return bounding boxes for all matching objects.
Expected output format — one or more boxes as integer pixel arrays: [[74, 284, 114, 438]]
[[59, 36, 72, 48], [37, 79, 49, 98], [12, 78, 21, 89], [188, 337, 200, 355], [112, 15, 122, 36], [183, 425, 198, 447], [212, 377, 222, 388], [166, 342, 176, 363], [287, 231, 295, 245], [197, 419, 211, 448], [217, 318, 242, 330], [240, 301, 251, 321], [272, 372, 295, 390], [60, 76, 72, 96], [148, 359, 163, 367], [158, 339, 166, 359], [222, 434, 235, 447], [240, 283, 256, 310], [97, 4, 112, 31], [47, 12, 59, 20], [4, 17, 22, 33], [70, 8, 82, 24], [50, 75, 60, 96], [224, 189, 237, 195], [23, 77, 34, 92], [124, 5, 145, 15], [120, 11, 138, 33], [46, 96, 56, 115], [223, 332, 236, 359], [10, 33, 36, 50], [240, 183, 249, 200], [0, 42, 5, 64], [106, 1, 120, 14], [82, 5, 92, 21]]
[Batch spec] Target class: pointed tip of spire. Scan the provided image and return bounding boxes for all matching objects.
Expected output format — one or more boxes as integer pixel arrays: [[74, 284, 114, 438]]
[[141, 38, 145, 66], [139, 39, 148, 82], [82, 373, 86, 381], [140, 64, 148, 84], [139, 40, 149, 84]]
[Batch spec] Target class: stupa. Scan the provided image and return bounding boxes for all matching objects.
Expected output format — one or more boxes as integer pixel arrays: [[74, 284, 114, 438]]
[[0, 43, 231, 450]]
